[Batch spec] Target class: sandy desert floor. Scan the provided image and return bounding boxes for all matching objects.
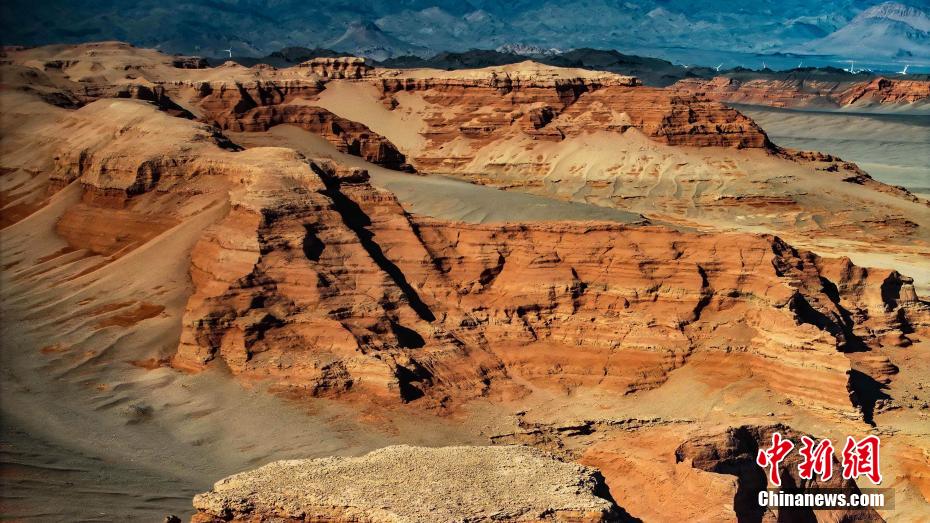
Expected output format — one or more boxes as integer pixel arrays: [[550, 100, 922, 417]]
[[737, 105, 930, 198]]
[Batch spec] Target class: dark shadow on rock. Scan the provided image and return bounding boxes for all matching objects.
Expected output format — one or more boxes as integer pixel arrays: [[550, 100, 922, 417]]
[[302, 225, 325, 261], [393, 359, 432, 402], [323, 184, 436, 323], [788, 291, 867, 352], [391, 322, 425, 349], [848, 369, 891, 426], [589, 470, 643, 522]]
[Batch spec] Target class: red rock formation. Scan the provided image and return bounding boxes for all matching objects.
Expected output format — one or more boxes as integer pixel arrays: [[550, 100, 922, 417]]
[[378, 76, 770, 164], [836, 77, 930, 106], [174, 78, 411, 170], [673, 76, 930, 110], [224, 104, 411, 170], [4, 43, 930, 521], [185, 79, 324, 126], [171, 145, 927, 414]]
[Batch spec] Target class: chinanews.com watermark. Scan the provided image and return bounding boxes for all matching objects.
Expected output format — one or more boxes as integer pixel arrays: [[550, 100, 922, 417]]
[[758, 488, 893, 510], [754, 432, 894, 510]]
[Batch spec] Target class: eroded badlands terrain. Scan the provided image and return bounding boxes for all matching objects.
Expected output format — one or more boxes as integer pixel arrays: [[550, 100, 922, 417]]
[[1, 42, 929, 521], [673, 75, 930, 113]]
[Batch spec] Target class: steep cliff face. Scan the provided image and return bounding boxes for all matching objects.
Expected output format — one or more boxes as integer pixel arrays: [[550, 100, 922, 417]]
[[173, 155, 500, 404], [673, 76, 930, 110], [299, 56, 373, 79], [170, 146, 927, 412], [377, 75, 770, 167]]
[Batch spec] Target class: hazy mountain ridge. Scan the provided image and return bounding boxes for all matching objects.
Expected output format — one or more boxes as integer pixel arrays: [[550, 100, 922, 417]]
[[2, 0, 928, 65], [800, 1, 930, 60]]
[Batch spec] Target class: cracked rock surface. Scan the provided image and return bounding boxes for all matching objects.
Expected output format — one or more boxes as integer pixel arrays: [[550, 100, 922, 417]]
[[191, 445, 621, 522]]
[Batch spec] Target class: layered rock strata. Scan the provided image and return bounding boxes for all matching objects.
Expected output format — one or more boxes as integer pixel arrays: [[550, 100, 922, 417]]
[[171, 137, 928, 412], [299, 56, 372, 79], [673, 76, 930, 110], [378, 79, 770, 156], [2, 44, 928, 422]]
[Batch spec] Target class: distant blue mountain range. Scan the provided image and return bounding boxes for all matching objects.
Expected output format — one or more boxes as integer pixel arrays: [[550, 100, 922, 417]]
[[2, 0, 928, 66]]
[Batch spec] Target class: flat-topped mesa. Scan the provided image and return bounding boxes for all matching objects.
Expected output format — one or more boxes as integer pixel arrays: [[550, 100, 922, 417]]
[[191, 445, 621, 523], [376, 61, 641, 92], [299, 56, 372, 79]]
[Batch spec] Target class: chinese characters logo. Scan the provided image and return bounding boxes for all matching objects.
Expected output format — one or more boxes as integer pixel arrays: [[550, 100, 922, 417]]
[[756, 432, 882, 487]]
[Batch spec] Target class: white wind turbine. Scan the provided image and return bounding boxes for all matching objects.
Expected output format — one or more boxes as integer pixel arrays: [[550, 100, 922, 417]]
[[223, 48, 233, 58], [714, 63, 723, 72], [898, 64, 909, 75]]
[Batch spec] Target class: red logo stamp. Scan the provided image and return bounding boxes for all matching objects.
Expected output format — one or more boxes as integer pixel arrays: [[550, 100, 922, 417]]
[[757, 432, 882, 486], [798, 436, 835, 481], [841, 435, 882, 484], [757, 432, 795, 486]]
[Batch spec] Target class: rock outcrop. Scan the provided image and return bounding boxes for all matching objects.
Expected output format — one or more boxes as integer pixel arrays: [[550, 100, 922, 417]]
[[836, 77, 930, 107], [191, 445, 622, 523], [7, 43, 928, 255], [220, 104, 411, 170], [2, 49, 927, 420], [3, 43, 930, 520], [299, 56, 372, 79]]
